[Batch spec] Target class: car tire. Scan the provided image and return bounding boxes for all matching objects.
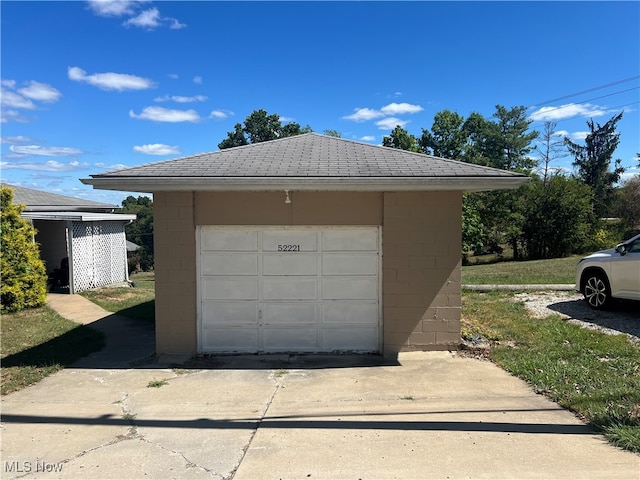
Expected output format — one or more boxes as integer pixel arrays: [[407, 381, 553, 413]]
[[582, 271, 611, 309]]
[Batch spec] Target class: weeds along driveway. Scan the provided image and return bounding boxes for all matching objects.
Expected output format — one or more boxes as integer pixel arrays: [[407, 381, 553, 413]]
[[2, 352, 639, 480], [515, 292, 640, 344]]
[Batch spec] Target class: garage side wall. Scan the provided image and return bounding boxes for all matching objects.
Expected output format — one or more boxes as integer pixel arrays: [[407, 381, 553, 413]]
[[382, 192, 462, 356], [154, 192, 197, 354]]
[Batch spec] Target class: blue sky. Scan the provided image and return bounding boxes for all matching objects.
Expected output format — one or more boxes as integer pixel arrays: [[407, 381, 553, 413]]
[[2, 1, 639, 206]]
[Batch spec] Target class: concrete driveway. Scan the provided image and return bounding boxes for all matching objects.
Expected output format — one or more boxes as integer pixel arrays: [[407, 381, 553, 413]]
[[2, 351, 638, 479]]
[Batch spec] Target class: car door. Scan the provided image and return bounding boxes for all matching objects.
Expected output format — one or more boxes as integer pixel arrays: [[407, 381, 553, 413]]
[[610, 237, 640, 300]]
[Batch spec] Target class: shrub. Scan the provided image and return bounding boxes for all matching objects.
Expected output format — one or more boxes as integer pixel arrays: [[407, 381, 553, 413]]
[[1, 186, 47, 313]]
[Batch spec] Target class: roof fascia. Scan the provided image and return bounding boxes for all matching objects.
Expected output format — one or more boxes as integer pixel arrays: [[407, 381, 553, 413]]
[[21, 212, 137, 222], [81, 176, 530, 193]]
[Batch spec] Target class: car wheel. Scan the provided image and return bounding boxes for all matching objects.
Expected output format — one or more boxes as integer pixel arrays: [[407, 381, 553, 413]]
[[582, 272, 611, 309]]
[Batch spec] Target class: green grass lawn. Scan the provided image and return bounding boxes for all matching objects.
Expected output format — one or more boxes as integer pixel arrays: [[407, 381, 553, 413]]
[[462, 291, 640, 453], [1, 306, 105, 395], [462, 255, 582, 285], [79, 272, 155, 323]]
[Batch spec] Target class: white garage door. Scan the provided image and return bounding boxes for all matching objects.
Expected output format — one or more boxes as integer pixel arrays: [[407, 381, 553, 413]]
[[198, 226, 380, 353]]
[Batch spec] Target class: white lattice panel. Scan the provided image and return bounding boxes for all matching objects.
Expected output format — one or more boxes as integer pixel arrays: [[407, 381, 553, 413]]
[[71, 221, 128, 292]]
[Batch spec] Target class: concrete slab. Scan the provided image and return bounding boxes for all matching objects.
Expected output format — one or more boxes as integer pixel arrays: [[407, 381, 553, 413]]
[[234, 353, 635, 479], [2, 297, 639, 480]]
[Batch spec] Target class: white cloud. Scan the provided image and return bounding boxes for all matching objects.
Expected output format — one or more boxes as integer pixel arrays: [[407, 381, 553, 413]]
[[133, 143, 181, 155], [0, 109, 29, 123], [1, 79, 16, 88], [0, 88, 36, 109], [169, 18, 187, 30], [89, 2, 187, 30], [123, 7, 160, 29], [529, 103, 608, 121], [94, 162, 128, 171], [86, 0, 146, 17], [360, 135, 376, 142], [168, 73, 179, 79], [375, 117, 408, 130], [343, 108, 384, 122], [18, 81, 62, 102], [1, 159, 87, 172], [210, 110, 233, 120], [380, 102, 423, 115], [570, 131, 590, 141], [555, 130, 569, 137], [129, 106, 201, 122], [9, 145, 84, 157], [68, 66, 155, 91], [154, 94, 207, 103], [1, 135, 33, 144], [193, 76, 203, 84]]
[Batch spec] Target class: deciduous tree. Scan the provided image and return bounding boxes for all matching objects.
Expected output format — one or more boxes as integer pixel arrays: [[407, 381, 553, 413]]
[[419, 109, 466, 159], [218, 109, 309, 149], [381, 125, 422, 152]]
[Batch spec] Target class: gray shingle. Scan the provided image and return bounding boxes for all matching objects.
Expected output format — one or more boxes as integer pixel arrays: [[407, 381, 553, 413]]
[[92, 133, 525, 179], [2, 184, 116, 211]]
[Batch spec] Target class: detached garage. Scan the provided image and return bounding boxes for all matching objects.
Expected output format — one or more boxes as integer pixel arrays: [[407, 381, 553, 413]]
[[83, 133, 528, 358]]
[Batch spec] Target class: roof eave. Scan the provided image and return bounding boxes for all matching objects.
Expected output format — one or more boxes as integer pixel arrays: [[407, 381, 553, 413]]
[[81, 176, 530, 193], [21, 211, 137, 222]]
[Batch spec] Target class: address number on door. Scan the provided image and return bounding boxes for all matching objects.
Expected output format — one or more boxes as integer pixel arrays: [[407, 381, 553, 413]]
[[277, 244, 300, 252]]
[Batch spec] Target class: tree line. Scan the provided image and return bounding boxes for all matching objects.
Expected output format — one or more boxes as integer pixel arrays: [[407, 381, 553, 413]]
[[217, 108, 639, 262]]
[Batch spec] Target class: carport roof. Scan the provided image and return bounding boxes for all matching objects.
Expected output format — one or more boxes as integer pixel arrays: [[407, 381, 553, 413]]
[[82, 133, 530, 192], [4, 184, 116, 212]]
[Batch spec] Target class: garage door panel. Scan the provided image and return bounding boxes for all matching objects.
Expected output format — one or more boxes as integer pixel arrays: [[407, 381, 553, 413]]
[[322, 327, 378, 351], [201, 229, 258, 251], [323, 302, 379, 325], [202, 277, 258, 300], [263, 278, 318, 300], [322, 254, 378, 275], [322, 229, 378, 251], [323, 277, 378, 300], [203, 327, 259, 352], [203, 301, 258, 325], [262, 230, 318, 252], [263, 254, 317, 275], [199, 226, 380, 354], [202, 253, 258, 275], [262, 303, 317, 325], [263, 327, 318, 351]]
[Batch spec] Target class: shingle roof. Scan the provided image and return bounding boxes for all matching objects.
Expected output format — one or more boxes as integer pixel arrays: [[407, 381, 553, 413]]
[[83, 133, 529, 193], [3, 184, 116, 212]]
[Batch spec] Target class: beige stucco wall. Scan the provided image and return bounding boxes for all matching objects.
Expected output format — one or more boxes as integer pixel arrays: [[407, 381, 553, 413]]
[[153, 190, 462, 357]]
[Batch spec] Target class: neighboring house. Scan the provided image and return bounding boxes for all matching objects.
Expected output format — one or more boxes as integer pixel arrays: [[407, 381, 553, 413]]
[[83, 133, 529, 358], [5, 184, 136, 294]]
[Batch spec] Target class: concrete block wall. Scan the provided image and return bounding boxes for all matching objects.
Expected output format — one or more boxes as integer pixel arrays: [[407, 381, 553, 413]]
[[153, 190, 463, 357], [154, 191, 197, 354], [382, 191, 462, 356]]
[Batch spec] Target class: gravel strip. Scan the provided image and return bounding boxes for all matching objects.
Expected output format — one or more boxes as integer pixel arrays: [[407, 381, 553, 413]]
[[513, 291, 640, 345]]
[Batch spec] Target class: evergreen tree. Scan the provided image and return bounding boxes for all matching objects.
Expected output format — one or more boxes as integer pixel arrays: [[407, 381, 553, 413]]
[[565, 112, 625, 218], [1, 186, 47, 312]]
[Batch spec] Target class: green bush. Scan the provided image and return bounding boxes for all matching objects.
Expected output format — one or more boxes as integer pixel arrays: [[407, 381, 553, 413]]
[[1, 186, 47, 313]]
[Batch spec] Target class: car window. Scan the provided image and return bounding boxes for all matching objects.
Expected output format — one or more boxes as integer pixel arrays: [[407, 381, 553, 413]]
[[628, 239, 640, 253]]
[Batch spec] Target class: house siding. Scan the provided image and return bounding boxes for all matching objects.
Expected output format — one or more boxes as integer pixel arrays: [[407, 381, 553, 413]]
[[153, 190, 462, 357]]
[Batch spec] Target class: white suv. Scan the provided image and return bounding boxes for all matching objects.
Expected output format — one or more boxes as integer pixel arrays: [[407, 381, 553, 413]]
[[576, 233, 640, 309]]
